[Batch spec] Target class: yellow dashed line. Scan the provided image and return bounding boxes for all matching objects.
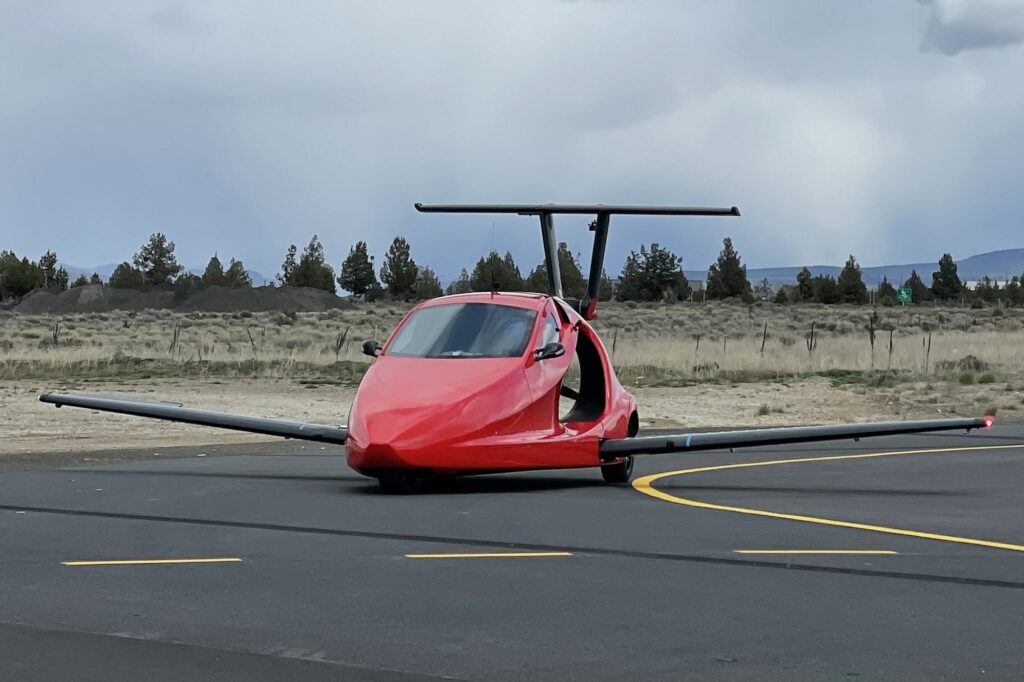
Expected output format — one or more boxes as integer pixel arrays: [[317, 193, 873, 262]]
[[405, 552, 572, 559], [62, 557, 243, 566], [735, 550, 897, 555]]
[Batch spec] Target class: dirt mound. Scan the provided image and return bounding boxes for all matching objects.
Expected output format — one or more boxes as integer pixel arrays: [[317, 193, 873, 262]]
[[13, 285, 353, 314]]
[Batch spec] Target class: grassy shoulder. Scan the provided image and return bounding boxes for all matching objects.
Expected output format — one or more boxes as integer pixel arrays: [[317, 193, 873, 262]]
[[2, 301, 1021, 434]]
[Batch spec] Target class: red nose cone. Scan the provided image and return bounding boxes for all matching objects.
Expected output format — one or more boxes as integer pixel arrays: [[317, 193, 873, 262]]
[[983, 414, 995, 428], [346, 355, 535, 472]]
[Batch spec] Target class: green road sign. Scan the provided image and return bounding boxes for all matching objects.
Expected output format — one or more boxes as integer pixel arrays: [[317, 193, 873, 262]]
[[896, 287, 912, 304]]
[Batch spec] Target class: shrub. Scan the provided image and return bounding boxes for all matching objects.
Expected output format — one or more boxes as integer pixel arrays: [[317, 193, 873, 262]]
[[958, 373, 975, 385], [935, 355, 989, 372], [978, 373, 997, 384]]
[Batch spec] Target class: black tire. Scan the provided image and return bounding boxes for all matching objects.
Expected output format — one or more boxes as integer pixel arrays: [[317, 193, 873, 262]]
[[601, 455, 634, 484], [377, 471, 417, 494], [601, 411, 639, 484]]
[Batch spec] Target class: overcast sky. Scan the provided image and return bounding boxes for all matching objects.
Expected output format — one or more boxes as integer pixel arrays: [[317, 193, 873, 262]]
[[1, 0, 1022, 283]]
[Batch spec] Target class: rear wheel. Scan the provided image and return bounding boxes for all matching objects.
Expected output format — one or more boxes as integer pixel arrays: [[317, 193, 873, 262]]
[[377, 471, 417, 494], [600, 455, 634, 484], [602, 411, 639, 484]]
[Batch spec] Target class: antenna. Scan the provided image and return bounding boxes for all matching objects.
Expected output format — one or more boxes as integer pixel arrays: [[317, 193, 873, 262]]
[[414, 203, 741, 320]]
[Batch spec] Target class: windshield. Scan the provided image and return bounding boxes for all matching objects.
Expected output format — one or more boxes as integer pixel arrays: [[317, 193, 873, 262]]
[[386, 302, 537, 358]]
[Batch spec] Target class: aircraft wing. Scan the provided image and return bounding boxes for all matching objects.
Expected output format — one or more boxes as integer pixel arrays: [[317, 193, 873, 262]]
[[599, 416, 992, 458], [38, 393, 348, 445]]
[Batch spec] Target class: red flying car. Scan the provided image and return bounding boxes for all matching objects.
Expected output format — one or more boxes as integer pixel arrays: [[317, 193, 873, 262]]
[[40, 203, 992, 493]]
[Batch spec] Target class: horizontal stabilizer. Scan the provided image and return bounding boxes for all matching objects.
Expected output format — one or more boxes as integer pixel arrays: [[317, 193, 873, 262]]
[[415, 203, 740, 217], [38, 393, 348, 445], [600, 417, 992, 458]]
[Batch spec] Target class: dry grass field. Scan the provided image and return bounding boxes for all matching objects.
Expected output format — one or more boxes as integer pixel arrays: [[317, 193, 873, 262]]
[[2, 301, 1022, 456]]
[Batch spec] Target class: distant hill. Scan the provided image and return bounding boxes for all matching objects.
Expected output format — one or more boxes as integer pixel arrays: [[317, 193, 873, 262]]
[[60, 263, 271, 286], [684, 248, 1024, 286], [14, 284, 352, 314]]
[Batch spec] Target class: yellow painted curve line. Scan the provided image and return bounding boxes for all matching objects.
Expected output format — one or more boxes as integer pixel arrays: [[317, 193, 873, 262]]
[[633, 444, 1024, 553]]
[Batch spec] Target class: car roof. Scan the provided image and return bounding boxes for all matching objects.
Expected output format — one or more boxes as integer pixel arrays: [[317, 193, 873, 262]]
[[417, 292, 550, 311]]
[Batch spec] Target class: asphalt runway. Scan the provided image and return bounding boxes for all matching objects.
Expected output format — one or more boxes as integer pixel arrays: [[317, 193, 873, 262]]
[[2, 426, 1024, 681]]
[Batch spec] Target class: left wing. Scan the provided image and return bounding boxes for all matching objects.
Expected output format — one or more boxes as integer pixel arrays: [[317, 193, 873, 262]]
[[600, 416, 992, 458], [38, 393, 348, 445]]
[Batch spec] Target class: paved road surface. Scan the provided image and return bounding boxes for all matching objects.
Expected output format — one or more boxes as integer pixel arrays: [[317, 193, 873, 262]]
[[2, 426, 1023, 680]]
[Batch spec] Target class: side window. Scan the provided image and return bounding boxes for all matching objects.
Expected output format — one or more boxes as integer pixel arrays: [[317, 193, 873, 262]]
[[542, 313, 560, 346]]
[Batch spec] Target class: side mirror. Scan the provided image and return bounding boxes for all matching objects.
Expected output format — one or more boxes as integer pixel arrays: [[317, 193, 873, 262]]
[[361, 340, 381, 358], [533, 342, 565, 361]]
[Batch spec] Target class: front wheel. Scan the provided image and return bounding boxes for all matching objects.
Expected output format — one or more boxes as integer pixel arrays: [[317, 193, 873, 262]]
[[601, 456, 634, 484], [377, 471, 417, 494]]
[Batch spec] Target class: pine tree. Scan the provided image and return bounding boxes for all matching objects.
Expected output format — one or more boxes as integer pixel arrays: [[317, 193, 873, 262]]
[[504, 252, 526, 291], [812, 275, 840, 304], [705, 237, 752, 301], [523, 243, 584, 296], [71, 273, 89, 288], [931, 253, 963, 301], [795, 267, 814, 301], [54, 267, 69, 290], [108, 262, 146, 289], [278, 244, 297, 286], [413, 266, 443, 300], [556, 243, 585, 298], [525, 264, 548, 293], [446, 268, 472, 295], [224, 258, 252, 287], [0, 252, 41, 299], [616, 243, 688, 301], [380, 237, 418, 300], [616, 248, 645, 301], [470, 251, 523, 292], [753, 278, 773, 301], [975, 276, 1000, 303], [877, 276, 897, 306], [38, 250, 59, 288], [1004, 276, 1022, 306], [175, 272, 202, 289], [904, 270, 931, 303], [597, 269, 614, 301], [89, 272, 103, 285], [337, 241, 378, 296], [290, 235, 336, 293], [201, 254, 227, 288], [837, 255, 868, 304], [133, 233, 182, 285]]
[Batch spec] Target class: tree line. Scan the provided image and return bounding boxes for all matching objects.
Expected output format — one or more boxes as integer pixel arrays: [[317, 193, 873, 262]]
[[3, 232, 1021, 308], [330, 235, 753, 303], [772, 252, 1024, 307], [0, 234, 252, 300]]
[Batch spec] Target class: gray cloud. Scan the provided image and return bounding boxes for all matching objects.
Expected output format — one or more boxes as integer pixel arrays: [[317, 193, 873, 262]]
[[1, 1, 1022, 282], [919, 0, 1024, 55]]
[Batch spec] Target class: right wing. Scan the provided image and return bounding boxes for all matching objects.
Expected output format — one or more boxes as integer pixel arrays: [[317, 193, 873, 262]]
[[599, 416, 992, 458], [38, 393, 348, 445]]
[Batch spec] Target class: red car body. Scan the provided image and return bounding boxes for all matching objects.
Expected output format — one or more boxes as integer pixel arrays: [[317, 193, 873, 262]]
[[345, 292, 637, 477], [36, 204, 992, 494]]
